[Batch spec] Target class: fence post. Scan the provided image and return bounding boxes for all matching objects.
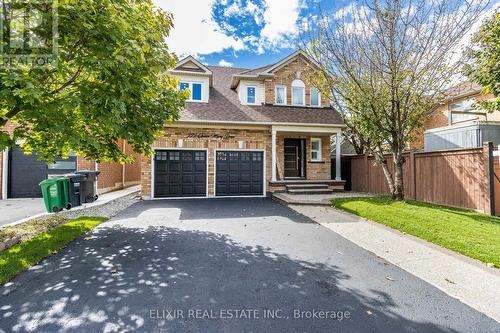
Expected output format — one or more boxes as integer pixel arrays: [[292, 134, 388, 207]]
[[364, 153, 369, 193], [409, 151, 416, 200], [487, 142, 495, 215]]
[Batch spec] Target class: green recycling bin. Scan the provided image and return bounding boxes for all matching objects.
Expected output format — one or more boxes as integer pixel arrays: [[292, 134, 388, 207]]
[[39, 178, 70, 213]]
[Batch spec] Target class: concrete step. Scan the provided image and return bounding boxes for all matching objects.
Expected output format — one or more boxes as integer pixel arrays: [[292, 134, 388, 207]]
[[286, 184, 329, 190], [287, 188, 333, 195]]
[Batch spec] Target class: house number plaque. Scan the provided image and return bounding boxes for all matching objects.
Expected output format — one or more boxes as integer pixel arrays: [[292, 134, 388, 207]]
[[186, 133, 236, 140]]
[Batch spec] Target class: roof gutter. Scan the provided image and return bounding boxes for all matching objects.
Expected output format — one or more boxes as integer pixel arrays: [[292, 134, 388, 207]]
[[171, 119, 346, 129], [230, 73, 274, 89]]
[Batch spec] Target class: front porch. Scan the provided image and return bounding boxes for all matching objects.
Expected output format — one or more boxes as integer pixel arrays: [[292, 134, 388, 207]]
[[269, 125, 344, 193]]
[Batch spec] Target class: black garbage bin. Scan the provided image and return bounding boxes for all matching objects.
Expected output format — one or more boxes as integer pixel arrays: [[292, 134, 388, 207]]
[[65, 173, 87, 208], [75, 170, 100, 203]]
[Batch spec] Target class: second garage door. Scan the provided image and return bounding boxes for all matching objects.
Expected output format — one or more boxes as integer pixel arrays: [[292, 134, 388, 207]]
[[154, 150, 207, 198], [216, 151, 264, 196]]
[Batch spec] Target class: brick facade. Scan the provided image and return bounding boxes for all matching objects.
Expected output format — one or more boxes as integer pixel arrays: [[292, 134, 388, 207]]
[[264, 54, 329, 107], [76, 140, 142, 194], [141, 127, 333, 198]]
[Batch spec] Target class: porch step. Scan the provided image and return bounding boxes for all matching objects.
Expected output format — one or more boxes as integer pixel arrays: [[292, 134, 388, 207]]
[[287, 188, 334, 195], [286, 184, 329, 190]]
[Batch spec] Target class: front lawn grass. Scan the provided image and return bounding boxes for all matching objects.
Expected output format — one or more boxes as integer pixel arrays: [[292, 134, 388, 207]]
[[0, 216, 107, 284], [331, 196, 500, 268]]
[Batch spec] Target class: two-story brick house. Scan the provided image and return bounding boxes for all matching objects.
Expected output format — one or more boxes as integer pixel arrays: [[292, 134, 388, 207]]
[[141, 51, 345, 199]]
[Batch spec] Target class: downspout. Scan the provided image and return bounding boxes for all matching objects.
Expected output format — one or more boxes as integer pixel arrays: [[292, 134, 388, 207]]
[[2, 148, 9, 199], [122, 140, 126, 189], [94, 161, 99, 195]]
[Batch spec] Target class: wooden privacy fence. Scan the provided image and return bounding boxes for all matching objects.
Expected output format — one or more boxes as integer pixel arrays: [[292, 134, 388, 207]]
[[347, 143, 500, 215]]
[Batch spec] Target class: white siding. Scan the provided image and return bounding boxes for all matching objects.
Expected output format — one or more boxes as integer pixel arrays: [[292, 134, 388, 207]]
[[238, 80, 264, 105], [173, 74, 210, 103]]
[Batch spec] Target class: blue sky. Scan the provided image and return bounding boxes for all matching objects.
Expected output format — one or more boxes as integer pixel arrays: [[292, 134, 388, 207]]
[[153, 0, 499, 69], [153, 0, 339, 69]]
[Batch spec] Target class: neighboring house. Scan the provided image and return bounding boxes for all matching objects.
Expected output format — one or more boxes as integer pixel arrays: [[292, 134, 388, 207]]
[[413, 82, 498, 152], [0, 122, 141, 199], [141, 50, 345, 199]]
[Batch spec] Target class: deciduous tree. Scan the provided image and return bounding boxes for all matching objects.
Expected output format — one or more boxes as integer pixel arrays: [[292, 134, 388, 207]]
[[302, 0, 488, 199], [0, 0, 187, 163], [465, 10, 500, 113]]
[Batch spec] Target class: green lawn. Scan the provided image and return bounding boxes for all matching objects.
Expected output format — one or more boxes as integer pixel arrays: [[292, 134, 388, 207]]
[[0, 217, 107, 284], [331, 196, 500, 268]]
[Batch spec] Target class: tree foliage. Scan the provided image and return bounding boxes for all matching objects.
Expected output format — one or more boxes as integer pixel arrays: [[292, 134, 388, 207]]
[[302, 0, 488, 199], [465, 10, 500, 113], [0, 0, 187, 163]]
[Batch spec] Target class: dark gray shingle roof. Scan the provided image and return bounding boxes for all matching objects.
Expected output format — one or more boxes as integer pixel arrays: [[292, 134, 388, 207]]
[[179, 66, 343, 125]]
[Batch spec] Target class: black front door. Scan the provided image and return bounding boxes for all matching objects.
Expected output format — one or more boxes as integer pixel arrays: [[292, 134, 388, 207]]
[[154, 150, 207, 198], [284, 139, 305, 178]]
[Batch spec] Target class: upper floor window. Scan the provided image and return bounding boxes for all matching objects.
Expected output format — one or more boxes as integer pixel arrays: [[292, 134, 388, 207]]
[[292, 79, 305, 106], [275, 85, 286, 105], [450, 99, 478, 123], [180, 82, 202, 101], [310, 138, 322, 161], [310, 88, 321, 107], [246, 86, 257, 104]]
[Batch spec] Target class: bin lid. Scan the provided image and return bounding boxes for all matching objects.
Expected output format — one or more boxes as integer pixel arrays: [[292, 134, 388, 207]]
[[75, 170, 100, 175], [39, 177, 68, 186], [64, 173, 87, 181]]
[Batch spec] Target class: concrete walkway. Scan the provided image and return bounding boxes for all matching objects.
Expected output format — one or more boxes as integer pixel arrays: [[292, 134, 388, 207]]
[[273, 192, 372, 206], [0, 185, 140, 227], [290, 204, 500, 323]]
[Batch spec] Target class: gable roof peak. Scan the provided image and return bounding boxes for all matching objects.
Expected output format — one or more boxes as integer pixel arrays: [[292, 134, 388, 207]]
[[262, 50, 319, 74], [174, 55, 213, 74]]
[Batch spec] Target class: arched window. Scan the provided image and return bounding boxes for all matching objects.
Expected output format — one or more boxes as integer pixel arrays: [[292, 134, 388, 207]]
[[291, 79, 305, 106]]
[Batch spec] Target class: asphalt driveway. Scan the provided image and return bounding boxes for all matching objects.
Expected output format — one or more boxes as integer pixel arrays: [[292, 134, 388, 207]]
[[0, 198, 498, 332]]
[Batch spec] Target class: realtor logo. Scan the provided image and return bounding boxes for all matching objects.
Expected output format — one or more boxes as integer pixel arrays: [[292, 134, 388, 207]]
[[0, 0, 58, 67]]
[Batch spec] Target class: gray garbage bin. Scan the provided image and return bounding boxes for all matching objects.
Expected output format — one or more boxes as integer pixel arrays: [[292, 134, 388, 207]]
[[75, 170, 100, 203], [65, 173, 87, 208]]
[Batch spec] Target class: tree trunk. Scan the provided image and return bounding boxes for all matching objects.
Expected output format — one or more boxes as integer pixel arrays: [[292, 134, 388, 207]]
[[374, 153, 396, 196], [393, 152, 405, 200]]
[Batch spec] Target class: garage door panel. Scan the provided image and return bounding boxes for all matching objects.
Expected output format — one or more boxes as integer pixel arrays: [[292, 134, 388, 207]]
[[182, 174, 194, 183], [216, 151, 263, 196], [182, 163, 194, 172], [167, 174, 180, 183], [195, 174, 206, 183], [154, 150, 207, 198], [195, 163, 206, 172], [194, 185, 206, 194], [239, 173, 251, 182]]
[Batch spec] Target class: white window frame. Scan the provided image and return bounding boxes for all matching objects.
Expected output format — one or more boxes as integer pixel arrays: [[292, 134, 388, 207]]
[[310, 88, 321, 107], [246, 85, 258, 105], [180, 81, 204, 102], [291, 79, 305, 106], [310, 138, 322, 161], [449, 98, 478, 124], [275, 85, 287, 105]]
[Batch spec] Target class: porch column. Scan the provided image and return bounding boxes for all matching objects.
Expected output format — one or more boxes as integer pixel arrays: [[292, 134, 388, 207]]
[[335, 133, 341, 181], [271, 128, 277, 181]]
